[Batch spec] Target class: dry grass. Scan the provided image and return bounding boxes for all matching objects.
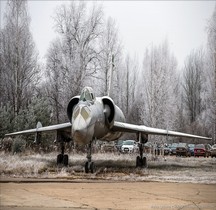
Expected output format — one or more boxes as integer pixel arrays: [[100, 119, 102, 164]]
[[0, 151, 215, 183]]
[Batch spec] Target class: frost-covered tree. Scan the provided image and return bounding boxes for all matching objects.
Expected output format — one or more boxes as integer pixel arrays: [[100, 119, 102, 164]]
[[123, 55, 140, 123], [205, 5, 216, 142], [54, 1, 103, 96], [98, 17, 122, 98], [0, 103, 13, 138], [180, 48, 213, 138], [182, 49, 204, 124], [0, 0, 41, 135], [138, 41, 178, 134], [0, 0, 39, 117], [45, 39, 66, 123]]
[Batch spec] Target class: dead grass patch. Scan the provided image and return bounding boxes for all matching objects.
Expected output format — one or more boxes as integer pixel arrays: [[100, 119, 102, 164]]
[[0, 151, 215, 183]]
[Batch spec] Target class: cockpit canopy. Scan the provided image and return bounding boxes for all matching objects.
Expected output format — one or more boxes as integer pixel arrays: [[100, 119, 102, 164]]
[[80, 87, 95, 102]]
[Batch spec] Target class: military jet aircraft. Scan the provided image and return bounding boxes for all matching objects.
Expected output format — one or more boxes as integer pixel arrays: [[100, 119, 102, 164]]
[[5, 86, 211, 173]]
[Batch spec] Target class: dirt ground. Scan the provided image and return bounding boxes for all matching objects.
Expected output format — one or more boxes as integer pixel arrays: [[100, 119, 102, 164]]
[[1, 179, 216, 210]]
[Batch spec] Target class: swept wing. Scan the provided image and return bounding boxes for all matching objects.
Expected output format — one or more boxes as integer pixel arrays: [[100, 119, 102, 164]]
[[113, 121, 211, 140], [5, 122, 71, 137]]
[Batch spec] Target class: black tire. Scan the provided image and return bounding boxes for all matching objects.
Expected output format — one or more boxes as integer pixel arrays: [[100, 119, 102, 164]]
[[136, 156, 147, 168], [63, 154, 69, 166], [142, 157, 147, 168], [136, 156, 141, 167], [90, 162, 95, 173], [85, 162, 89, 173], [57, 154, 63, 165]]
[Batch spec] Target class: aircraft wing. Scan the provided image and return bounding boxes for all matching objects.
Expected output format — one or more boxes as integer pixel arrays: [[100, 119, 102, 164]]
[[5, 122, 72, 137], [113, 121, 211, 140]]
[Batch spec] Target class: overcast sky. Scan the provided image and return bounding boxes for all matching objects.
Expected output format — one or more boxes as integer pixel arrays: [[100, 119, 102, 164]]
[[0, 1, 215, 68]]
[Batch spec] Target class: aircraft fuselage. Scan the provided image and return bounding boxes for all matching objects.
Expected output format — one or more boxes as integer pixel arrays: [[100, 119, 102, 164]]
[[71, 97, 125, 146]]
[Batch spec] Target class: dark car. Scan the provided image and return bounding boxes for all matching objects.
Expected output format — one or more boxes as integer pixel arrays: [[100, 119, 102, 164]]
[[143, 142, 153, 153], [176, 143, 191, 157], [194, 144, 211, 157], [170, 143, 178, 155], [188, 144, 195, 156], [115, 140, 124, 152], [210, 144, 216, 158]]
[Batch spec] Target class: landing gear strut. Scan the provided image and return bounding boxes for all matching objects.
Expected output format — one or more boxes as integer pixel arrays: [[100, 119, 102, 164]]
[[85, 141, 95, 173], [57, 141, 69, 167], [136, 133, 147, 168]]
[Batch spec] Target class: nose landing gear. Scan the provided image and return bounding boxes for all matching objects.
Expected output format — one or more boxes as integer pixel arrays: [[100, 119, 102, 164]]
[[85, 141, 95, 173]]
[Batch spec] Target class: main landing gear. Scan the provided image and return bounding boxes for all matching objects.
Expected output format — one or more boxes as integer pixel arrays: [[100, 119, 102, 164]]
[[85, 141, 95, 173], [57, 141, 69, 167], [136, 133, 147, 168], [136, 143, 147, 167]]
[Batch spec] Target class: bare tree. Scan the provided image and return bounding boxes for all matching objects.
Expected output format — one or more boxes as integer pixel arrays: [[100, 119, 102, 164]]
[[139, 41, 178, 135], [54, 1, 103, 95], [46, 39, 65, 123], [205, 5, 216, 142], [0, 0, 39, 119], [123, 55, 140, 123], [182, 49, 204, 124], [98, 17, 122, 96]]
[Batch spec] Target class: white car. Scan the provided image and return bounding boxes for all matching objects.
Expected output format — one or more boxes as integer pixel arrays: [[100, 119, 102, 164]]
[[121, 140, 139, 153]]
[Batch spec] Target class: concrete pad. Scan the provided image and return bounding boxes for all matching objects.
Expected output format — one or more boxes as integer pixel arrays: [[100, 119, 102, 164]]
[[1, 180, 216, 210]]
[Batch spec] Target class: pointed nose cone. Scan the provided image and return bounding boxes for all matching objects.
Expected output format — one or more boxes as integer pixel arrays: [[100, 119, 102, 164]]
[[72, 115, 87, 144], [72, 107, 93, 145]]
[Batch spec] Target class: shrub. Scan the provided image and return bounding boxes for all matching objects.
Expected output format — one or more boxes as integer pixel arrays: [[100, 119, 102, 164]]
[[12, 137, 26, 154], [1, 137, 13, 152]]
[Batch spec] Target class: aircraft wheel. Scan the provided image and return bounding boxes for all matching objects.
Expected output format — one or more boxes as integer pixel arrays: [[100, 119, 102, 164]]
[[63, 154, 69, 166], [136, 156, 141, 167], [136, 156, 147, 168], [142, 156, 147, 168], [85, 161, 95, 173], [90, 162, 95, 173], [85, 162, 89, 173], [57, 154, 63, 165]]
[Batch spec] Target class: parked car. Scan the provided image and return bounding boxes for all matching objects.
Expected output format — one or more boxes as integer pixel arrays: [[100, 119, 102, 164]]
[[163, 145, 171, 155], [115, 140, 124, 152], [101, 142, 116, 152], [143, 142, 153, 153], [176, 143, 191, 157], [210, 144, 216, 158], [121, 140, 138, 153], [194, 144, 211, 157], [170, 143, 178, 155], [188, 144, 195, 156]]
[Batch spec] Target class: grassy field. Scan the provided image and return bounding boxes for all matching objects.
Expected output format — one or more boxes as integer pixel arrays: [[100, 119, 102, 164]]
[[0, 151, 215, 183]]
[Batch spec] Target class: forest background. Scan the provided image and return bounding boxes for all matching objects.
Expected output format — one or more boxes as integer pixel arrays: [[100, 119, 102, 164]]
[[0, 0, 215, 151]]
